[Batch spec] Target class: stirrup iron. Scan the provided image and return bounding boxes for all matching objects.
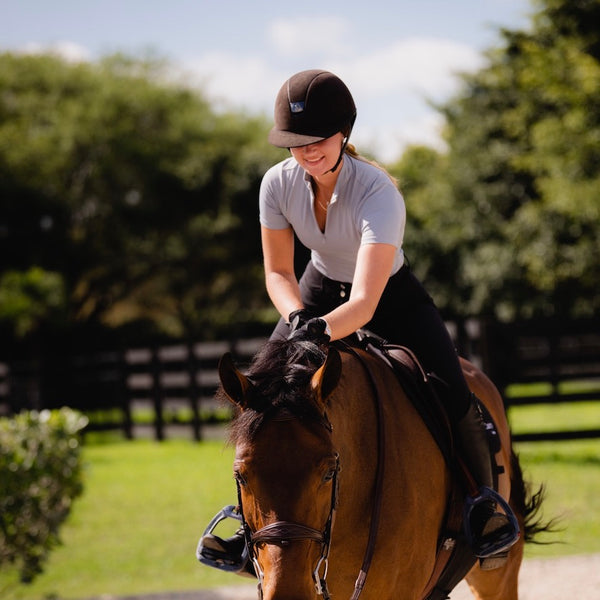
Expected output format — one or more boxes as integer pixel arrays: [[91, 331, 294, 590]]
[[196, 505, 249, 573], [463, 487, 520, 558]]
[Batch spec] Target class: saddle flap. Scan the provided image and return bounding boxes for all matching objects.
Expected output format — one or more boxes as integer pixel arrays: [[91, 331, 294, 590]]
[[359, 336, 455, 465]]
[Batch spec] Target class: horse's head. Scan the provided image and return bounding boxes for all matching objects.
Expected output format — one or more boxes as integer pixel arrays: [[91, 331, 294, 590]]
[[219, 340, 342, 599]]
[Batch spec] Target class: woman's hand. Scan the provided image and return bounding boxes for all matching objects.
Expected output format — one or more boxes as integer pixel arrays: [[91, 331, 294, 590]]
[[288, 317, 331, 345]]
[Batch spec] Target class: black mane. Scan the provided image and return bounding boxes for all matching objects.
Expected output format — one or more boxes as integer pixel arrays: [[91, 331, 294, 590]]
[[224, 339, 328, 444]]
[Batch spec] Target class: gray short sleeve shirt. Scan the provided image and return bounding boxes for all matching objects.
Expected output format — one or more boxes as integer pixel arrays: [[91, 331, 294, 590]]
[[259, 155, 405, 282]]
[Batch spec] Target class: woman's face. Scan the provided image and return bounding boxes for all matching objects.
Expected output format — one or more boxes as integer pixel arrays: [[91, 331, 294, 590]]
[[290, 133, 344, 178]]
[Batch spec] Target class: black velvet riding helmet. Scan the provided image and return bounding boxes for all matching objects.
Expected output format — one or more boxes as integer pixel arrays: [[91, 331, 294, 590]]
[[268, 69, 357, 149]]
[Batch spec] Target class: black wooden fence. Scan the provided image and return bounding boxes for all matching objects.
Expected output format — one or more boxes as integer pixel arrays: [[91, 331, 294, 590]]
[[0, 338, 265, 441], [477, 318, 600, 442], [0, 318, 598, 442]]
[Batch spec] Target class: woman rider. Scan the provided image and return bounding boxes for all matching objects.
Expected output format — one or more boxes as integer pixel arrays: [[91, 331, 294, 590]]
[[198, 69, 519, 571]]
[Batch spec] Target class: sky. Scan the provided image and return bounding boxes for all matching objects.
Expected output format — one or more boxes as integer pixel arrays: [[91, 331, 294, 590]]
[[1, 0, 535, 162]]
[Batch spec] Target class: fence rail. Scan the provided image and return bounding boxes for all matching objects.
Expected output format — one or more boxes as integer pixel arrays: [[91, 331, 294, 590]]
[[479, 318, 600, 442], [1, 318, 598, 442]]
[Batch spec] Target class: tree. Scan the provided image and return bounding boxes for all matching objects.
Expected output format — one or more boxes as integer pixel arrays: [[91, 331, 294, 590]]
[[390, 0, 600, 321], [0, 268, 65, 338], [0, 53, 284, 345]]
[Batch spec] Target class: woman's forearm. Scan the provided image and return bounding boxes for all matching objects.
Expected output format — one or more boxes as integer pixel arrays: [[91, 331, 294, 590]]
[[265, 271, 304, 321]]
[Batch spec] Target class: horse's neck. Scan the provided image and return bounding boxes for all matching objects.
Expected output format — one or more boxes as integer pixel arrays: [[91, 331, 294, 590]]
[[327, 351, 451, 597], [329, 364, 381, 492]]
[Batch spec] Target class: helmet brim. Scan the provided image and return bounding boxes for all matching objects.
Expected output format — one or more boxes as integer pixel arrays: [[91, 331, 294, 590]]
[[268, 127, 327, 149]]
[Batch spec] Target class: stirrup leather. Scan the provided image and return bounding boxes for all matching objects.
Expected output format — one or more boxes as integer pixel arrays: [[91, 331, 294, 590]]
[[463, 487, 520, 558], [196, 505, 249, 573]]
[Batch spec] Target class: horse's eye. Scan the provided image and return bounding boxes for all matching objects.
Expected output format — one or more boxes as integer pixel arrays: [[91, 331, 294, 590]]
[[323, 454, 339, 483], [323, 468, 336, 483], [234, 471, 247, 486]]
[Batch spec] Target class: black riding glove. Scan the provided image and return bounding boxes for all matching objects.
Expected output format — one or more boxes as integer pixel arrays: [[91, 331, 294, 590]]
[[288, 317, 331, 345], [287, 309, 314, 334]]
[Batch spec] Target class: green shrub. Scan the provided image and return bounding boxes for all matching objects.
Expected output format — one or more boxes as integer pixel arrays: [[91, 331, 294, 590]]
[[0, 408, 88, 583]]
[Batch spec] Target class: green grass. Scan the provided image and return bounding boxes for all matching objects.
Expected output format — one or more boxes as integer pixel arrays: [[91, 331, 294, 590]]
[[507, 400, 600, 435], [514, 439, 600, 557], [1, 415, 599, 599], [505, 398, 600, 557]]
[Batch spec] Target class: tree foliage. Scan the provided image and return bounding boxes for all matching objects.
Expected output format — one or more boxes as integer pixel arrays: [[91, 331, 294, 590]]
[[0, 52, 284, 344], [392, 0, 600, 320]]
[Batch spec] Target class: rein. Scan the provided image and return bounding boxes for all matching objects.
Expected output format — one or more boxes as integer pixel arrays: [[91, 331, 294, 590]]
[[235, 341, 385, 600], [342, 342, 386, 600]]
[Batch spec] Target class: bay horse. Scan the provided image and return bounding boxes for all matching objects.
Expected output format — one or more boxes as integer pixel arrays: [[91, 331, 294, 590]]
[[217, 337, 545, 600]]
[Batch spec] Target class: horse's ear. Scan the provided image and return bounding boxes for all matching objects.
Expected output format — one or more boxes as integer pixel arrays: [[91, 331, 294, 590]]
[[218, 352, 253, 410], [311, 347, 342, 405]]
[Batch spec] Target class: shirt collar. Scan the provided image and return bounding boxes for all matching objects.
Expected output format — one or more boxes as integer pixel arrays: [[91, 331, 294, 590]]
[[302, 155, 351, 206]]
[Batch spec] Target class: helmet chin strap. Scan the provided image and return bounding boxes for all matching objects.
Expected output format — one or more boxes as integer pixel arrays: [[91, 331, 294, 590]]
[[325, 136, 349, 175]]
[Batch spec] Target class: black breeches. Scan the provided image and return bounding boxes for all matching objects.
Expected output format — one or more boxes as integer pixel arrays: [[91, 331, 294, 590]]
[[270, 261, 471, 420]]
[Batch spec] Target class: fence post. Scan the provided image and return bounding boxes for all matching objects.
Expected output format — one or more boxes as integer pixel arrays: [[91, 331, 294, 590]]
[[150, 345, 164, 441], [188, 341, 202, 442], [117, 349, 134, 440]]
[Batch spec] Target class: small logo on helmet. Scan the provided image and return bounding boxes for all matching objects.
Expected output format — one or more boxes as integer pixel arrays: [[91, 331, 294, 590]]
[[289, 101, 305, 113]]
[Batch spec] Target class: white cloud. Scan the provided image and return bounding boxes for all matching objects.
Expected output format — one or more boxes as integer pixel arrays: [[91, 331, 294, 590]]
[[268, 16, 350, 57], [353, 112, 447, 164], [20, 20, 481, 162], [324, 36, 483, 160], [182, 53, 284, 113], [20, 41, 91, 63], [182, 32, 482, 161], [332, 37, 483, 100]]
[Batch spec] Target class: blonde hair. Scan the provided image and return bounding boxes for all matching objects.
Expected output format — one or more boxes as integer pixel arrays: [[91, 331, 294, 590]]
[[344, 143, 398, 186]]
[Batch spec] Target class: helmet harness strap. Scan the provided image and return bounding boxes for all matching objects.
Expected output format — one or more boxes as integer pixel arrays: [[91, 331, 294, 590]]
[[326, 135, 349, 174]]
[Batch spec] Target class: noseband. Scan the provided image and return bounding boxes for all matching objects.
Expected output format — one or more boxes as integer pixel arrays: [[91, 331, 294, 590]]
[[235, 451, 340, 600]]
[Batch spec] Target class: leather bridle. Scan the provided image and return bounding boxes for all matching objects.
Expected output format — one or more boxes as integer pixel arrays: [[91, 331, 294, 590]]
[[234, 342, 384, 600], [235, 449, 340, 600]]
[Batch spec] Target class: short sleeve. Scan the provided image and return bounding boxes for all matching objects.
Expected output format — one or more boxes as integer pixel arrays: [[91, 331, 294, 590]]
[[259, 164, 292, 230], [359, 177, 406, 248]]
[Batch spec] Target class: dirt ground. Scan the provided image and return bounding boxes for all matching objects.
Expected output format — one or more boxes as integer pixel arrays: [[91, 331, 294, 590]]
[[98, 553, 600, 600]]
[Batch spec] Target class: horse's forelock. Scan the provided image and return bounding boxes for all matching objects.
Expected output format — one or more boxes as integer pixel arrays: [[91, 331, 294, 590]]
[[227, 339, 328, 445]]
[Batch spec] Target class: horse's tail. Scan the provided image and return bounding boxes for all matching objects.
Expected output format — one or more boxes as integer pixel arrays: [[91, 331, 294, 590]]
[[508, 449, 557, 543]]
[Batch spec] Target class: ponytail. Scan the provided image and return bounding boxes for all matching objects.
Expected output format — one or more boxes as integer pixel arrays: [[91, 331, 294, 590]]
[[344, 144, 398, 186]]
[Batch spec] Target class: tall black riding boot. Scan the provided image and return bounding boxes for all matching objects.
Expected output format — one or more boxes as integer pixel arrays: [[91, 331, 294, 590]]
[[454, 395, 520, 564]]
